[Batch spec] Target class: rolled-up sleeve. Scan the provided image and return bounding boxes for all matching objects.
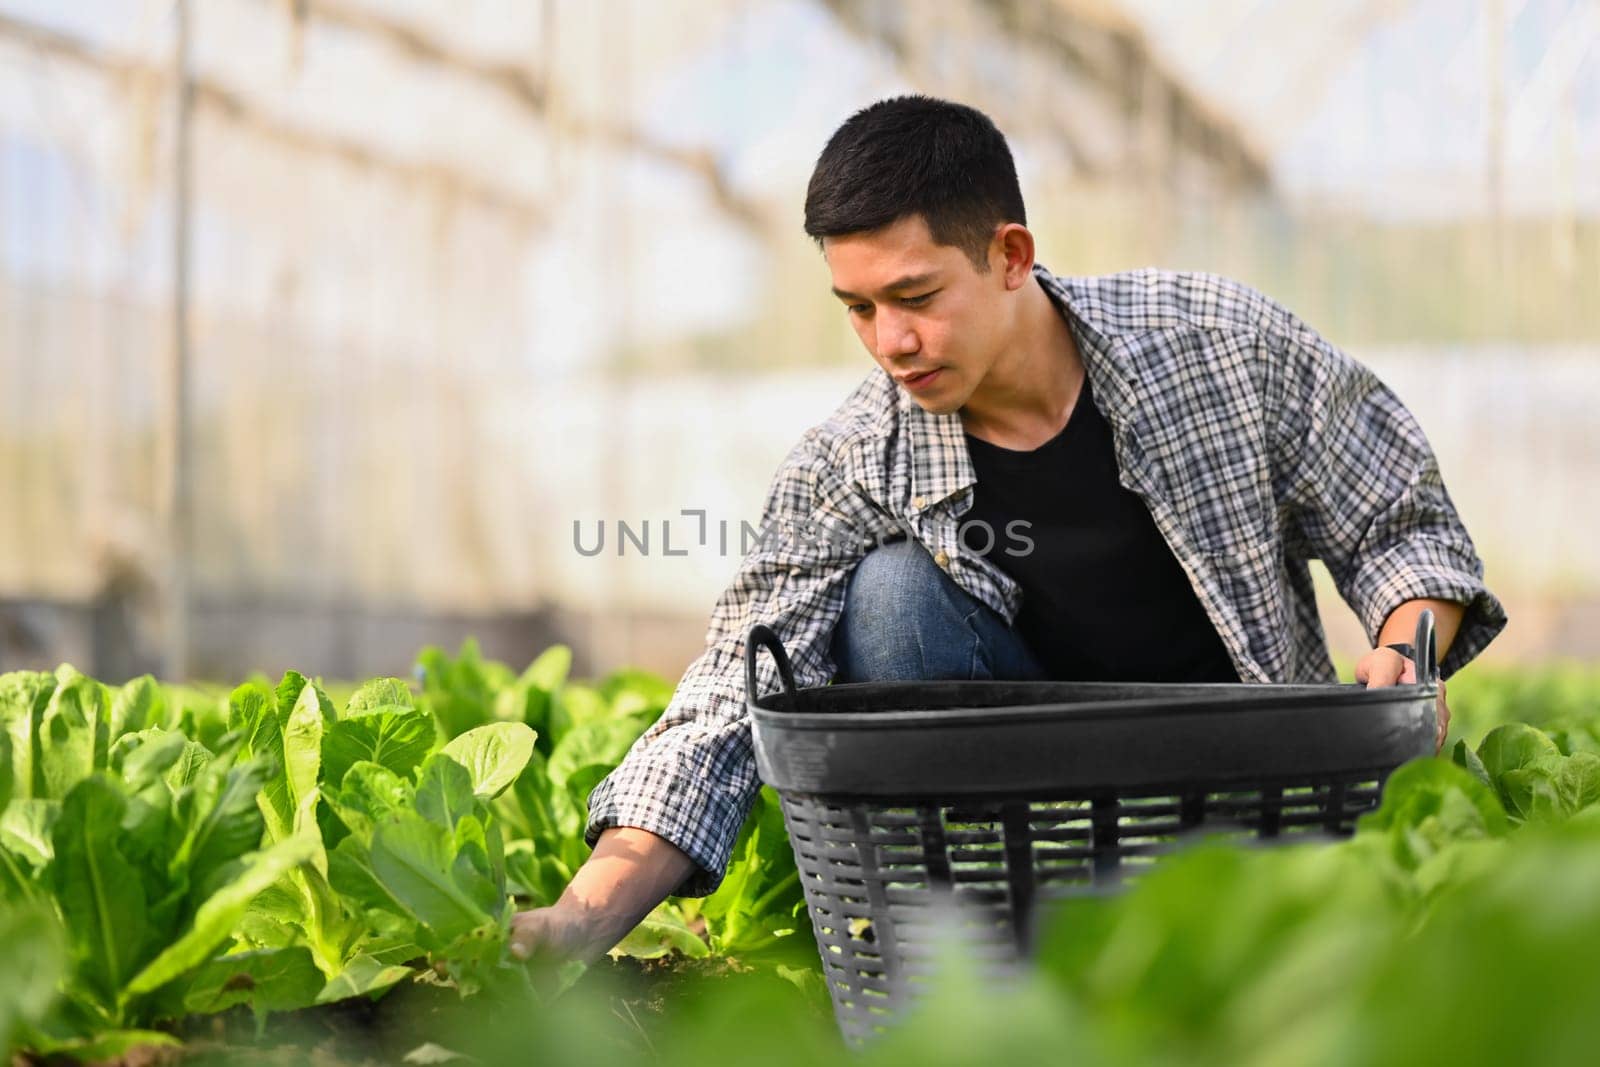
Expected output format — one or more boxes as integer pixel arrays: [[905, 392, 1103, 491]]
[[1267, 314, 1507, 679], [582, 429, 891, 896]]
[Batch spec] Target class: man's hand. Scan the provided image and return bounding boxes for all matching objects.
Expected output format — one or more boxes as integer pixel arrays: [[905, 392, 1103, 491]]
[[1355, 646, 1450, 753], [509, 901, 609, 966], [507, 826, 698, 967]]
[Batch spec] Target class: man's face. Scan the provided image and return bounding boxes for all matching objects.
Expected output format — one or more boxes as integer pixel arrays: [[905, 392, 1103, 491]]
[[823, 214, 1013, 416]]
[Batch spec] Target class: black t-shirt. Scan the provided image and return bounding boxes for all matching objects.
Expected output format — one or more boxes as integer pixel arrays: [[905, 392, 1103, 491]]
[[961, 374, 1240, 683]]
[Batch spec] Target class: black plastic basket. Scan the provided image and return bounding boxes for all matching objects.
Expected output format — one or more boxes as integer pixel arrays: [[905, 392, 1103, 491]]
[[745, 613, 1440, 1043]]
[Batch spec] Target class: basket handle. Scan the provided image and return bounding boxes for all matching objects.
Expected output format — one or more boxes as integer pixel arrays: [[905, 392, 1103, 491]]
[[1412, 608, 1440, 685], [745, 624, 801, 713]]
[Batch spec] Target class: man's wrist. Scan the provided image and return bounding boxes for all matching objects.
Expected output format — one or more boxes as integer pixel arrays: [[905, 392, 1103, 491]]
[[542, 896, 620, 962], [1383, 642, 1415, 662], [1376, 598, 1464, 667]]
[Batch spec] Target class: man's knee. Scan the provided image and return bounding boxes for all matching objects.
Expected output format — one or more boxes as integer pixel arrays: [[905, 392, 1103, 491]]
[[841, 538, 943, 624], [831, 539, 956, 681]]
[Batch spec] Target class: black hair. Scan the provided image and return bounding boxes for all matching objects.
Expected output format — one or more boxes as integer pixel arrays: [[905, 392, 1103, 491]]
[[803, 95, 1026, 271]]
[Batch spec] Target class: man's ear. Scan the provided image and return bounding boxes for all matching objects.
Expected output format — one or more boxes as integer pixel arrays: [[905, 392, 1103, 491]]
[[992, 223, 1035, 290]]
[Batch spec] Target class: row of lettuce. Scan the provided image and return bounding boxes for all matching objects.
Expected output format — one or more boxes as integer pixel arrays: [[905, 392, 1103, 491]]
[[4, 650, 1600, 1064], [0, 642, 807, 1061]]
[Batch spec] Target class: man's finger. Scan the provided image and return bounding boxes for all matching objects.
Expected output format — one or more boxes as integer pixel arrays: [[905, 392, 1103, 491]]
[[1359, 650, 1406, 689], [1431, 678, 1451, 752]]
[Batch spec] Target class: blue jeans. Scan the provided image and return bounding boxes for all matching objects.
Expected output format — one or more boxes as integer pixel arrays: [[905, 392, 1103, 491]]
[[830, 539, 1049, 683]]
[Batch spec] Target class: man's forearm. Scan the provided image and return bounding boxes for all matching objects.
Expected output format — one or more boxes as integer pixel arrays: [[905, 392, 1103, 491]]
[[1377, 597, 1465, 663], [553, 825, 699, 957]]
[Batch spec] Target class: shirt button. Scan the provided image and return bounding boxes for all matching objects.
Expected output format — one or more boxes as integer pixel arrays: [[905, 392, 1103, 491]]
[[934, 550, 950, 568], [913, 496, 926, 510]]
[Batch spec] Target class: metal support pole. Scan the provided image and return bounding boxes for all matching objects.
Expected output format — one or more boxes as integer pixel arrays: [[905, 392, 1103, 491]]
[[165, 0, 194, 681], [1485, 0, 1507, 293]]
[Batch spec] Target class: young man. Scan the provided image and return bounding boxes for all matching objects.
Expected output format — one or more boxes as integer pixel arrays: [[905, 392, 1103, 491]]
[[510, 96, 1506, 964]]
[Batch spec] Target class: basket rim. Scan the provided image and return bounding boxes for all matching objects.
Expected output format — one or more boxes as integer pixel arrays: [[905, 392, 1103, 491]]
[[750, 677, 1438, 731]]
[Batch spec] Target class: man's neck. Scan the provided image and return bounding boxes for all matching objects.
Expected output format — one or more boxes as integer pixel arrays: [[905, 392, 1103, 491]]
[[959, 275, 1086, 451]]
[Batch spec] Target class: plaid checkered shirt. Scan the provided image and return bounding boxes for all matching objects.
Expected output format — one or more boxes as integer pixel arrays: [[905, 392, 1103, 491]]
[[584, 264, 1508, 895]]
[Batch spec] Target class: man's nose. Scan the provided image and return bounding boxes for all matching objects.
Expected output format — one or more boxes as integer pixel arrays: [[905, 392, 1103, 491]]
[[874, 310, 919, 360]]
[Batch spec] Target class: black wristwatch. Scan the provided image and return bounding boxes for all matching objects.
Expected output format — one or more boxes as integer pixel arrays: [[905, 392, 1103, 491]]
[[1383, 642, 1416, 662]]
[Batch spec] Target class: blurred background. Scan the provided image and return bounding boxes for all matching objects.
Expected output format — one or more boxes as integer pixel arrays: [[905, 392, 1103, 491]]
[[0, 0, 1594, 684]]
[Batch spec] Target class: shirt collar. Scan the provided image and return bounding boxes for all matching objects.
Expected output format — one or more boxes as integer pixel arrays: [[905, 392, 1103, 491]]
[[890, 263, 1142, 512]]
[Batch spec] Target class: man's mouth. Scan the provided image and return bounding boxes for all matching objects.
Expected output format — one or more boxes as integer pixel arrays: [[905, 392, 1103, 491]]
[[898, 368, 942, 390]]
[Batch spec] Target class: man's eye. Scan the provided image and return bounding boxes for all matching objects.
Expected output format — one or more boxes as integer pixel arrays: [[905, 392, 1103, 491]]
[[902, 292, 936, 307], [846, 303, 871, 316]]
